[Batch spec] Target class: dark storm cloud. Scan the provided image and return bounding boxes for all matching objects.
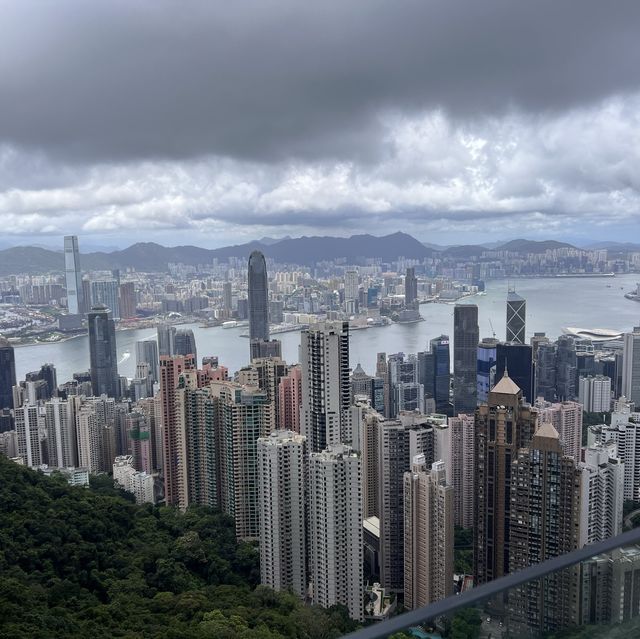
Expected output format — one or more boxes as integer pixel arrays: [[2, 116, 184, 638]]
[[2, 0, 640, 163]]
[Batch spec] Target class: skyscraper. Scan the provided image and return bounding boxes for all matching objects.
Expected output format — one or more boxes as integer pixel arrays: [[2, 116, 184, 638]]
[[118, 281, 136, 319], [252, 356, 289, 432], [405, 267, 418, 307], [579, 442, 623, 546], [15, 404, 44, 467], [135, 339, 159, 383], [257, 430, 307, 598], [160, 354, 196, 506], [344, 269, 359, 302], [508, 422, 582, 634], [387, 353, 424, 416], [453, 304, 479, 413], [91, 280, 121, 320], [173, 370, 217, 510], [210, 379, 271, 540], [535, 398, 583, 461], [403, 457, 454, 609], [506, 290, 526, 344], [0, 337, 16, 411], [88, 305, 119, 399], [278, 365, 302, 432], [309, 443, 363, 621], [174, 328, 198, 362], [248, 251, 269, 345], [556, 335, 595, 401], [351, 363, 373, 401], [494, 342, 534, 403], [622, 326, 640, 406], [45, 397, 77, 468], [360, 402, 383, 519], [578, 375, 612, 413], [477, 337, 498, 403], [64, 235, 84, 315], [223, 281, 233, 314], [378, 413, 435, 593], [474, 372, 537, 585], [300, 321, 351, 452], [581, 547, 640, 626], [157, 324, 176, 357], [250, 338, 282, 361], [448, 413, 475, 528], [418, 335, 451, 415], [535, 340, 557, 401]]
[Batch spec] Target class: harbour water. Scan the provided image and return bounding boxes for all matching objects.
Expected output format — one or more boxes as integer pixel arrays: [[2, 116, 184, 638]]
[[14, 274, 640, 383]]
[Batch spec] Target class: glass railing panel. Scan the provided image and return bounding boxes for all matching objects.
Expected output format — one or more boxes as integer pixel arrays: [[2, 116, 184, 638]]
[[345, 527, 640, 639]]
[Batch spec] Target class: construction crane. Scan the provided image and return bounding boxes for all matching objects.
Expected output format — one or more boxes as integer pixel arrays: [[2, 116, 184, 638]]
[[488, 318, 496, 338]]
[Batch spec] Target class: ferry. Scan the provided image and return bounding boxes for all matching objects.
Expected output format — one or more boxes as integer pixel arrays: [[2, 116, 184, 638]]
[[625, 283, 640, 302], [222, 320, 238, 329]]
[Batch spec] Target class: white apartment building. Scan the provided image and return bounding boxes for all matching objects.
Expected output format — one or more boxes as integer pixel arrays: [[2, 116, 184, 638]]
[[300, 322, 351, 453], [309, 444, 363, 621], [113, 455, 156, 504], [15, 404, 44, 467], [257, 430, 307, 598], [579, 442, 624, 546], [45, 397, 78, 468], [578, 375, 612, 413]]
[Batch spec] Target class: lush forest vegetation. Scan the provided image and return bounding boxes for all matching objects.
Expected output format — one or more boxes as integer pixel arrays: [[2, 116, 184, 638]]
[[0, 456, 358, 639]]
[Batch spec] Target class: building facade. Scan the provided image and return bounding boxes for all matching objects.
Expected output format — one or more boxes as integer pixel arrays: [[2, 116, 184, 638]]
[[403, 457, 454, 609], [257, 430, 307, 598], [88, 305, 119, 399], [309, 444, 363, 621], [453, 304, 479, 413], [300, 321, 351, 452]]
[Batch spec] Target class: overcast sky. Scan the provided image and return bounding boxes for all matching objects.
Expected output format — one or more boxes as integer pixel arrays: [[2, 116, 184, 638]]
[[2, 0, 640, 249]]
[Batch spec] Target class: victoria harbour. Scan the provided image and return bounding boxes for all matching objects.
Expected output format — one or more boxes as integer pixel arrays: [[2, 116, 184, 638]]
[[15, 274, 640, 382]]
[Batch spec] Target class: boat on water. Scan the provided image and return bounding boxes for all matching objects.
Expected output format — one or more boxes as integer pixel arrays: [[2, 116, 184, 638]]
[[625, 283, 640, 302], [222, 320, 238, 328], [554, 272, 616, 278]]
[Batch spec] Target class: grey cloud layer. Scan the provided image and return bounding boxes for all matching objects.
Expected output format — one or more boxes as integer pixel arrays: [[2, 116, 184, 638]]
[[2, 97, 638, 240], [2, 0, 640, 162]]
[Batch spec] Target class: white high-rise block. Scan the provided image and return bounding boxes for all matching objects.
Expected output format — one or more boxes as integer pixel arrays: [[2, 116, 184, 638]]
[[309, 444, 363, 621], [257, 430, 307, 598]]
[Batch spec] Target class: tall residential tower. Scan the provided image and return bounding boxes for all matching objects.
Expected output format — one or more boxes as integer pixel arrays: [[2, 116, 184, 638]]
[[300, 321, 351, 452]]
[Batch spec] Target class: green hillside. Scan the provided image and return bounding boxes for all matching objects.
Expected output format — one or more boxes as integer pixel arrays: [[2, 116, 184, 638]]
[[0, 456, 357, 639]]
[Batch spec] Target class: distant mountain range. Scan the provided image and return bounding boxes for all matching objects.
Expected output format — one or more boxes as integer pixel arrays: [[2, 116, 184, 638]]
[[0, 233, 630, 276]]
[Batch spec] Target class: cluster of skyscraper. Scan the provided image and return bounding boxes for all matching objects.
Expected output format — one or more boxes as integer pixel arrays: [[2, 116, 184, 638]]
[[5, 245, 640, 632], [63, 235, 136, 325]]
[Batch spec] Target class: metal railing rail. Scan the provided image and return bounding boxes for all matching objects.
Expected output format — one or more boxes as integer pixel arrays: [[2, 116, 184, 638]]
[[344, 526, 640, 639]]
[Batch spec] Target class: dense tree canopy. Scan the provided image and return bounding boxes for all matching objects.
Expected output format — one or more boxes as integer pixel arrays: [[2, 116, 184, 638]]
[[0, 457, 358, 639]]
